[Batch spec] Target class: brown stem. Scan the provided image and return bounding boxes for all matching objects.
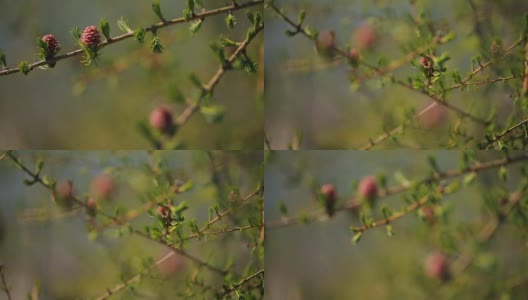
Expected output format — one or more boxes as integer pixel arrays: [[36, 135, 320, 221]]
[[0, 0, 264, 76]]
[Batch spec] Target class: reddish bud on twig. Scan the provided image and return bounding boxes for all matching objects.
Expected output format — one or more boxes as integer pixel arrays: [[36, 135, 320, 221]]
[[320, 184, 337, 217], [52, 180, 75, 209], [42, 34, 60, 56], [86, 197, 98, 217], [150, 106, 174, 135], [81, 26, 101, 48], [90, 174, 116, 200], [158, 205, 170, 218], [425, 252, 451, 281], [314, 30, 336, 60], [358, 176, 378, 201], [354, 23, 378, 50]]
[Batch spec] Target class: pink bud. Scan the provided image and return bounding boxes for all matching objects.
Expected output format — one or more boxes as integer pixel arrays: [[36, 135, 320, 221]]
[[358, 176, 378, 201]]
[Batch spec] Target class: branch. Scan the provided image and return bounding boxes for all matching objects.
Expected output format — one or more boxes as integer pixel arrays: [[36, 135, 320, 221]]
[[266, 152, 528, 229], [479, 117, 528, 149], [216, 269, 264, 299], [6, 151, 227, 276], [173, 23, 265, 131], [93, 251, 176, 300], [451, 191, 523, 275], [0, 0, 264, 76], [269, 3, 497, 147], [360, 36, 527, 149], [0, 265, 12, 300]]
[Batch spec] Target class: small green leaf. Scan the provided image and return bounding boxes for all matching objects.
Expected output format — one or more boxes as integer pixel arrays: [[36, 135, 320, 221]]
[[18, 61, 30, 75], [188, 73, 203, 89], [150, 34, 164, 53], [71, 26, 81, 41], [186, 0, 195, 12], [279, 200, 288, 216], [182, 8, 193, 21], [225, 13, 237, 29], [381, 206, 392, 219], [352, 231, 363, 244], [297, 10, 306, 25], [0, 49, 6, 68], [99, 18, 111, 41], [463, 172, 477, 185], [189, 19, 202, 34], [35, 159, 44, 174], [152, 0, 165, 21], [200, 105, 225, 123], [427, 155, 440, 172], [178, 181, 193, 192], [386, 225, 393, 237], [218, 35, 238, 47], [499, 166, 508, 182], [167, 83, 185, 103], [117, 17, 132, 33], [444, 181, 460, 194], [134, 28, 146, 43]]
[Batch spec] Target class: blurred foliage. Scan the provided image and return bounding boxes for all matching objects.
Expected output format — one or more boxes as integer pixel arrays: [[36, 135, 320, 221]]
[[265, 150, 528, 299], [0, 0, 264, 149], [0, 150, 264, 299], [265, 0, 528, 149]]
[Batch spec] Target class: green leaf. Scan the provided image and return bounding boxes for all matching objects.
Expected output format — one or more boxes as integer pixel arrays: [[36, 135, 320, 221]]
[[218, 35, 238, 47], [200, 105, 225, 123], [152, 0, 165, 21], [463, 172, 477, 185], [352, 231, 363, 244], [182, 8, 193, 21], [381, 206, 392, 219], [188, 73, 203, 89], [444, 181, 460, 194], [150, 34, 164, 53], [499, 166, 508, 182], [225, 13, 237, 29], [99, 18, 111, 41], [279, 200, 288, 216], [427, 155, 440, 172], [186, 0, 195, 12], [386, 225, 394, 237], [297, 10, 306, 25], [304, 26, 318, 40], [0, 49, 6, 68], [71, 26, 81, 41], [35, 159, 44, 174], [440, 31, 456, 43], [133, 28, 146, 43], [117, 17, 132, 33], [18, 61, 30, 75], [189, 19, 202, 34], [167, 83, 185, 103], [178, 181, 193, 192]]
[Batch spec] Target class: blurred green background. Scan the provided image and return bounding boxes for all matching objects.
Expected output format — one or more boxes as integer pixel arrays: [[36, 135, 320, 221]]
[[265, 0, 528, 149], [0, 1, 263, 149], [265, 151, 528, 299], [0, 150, 263, 299]]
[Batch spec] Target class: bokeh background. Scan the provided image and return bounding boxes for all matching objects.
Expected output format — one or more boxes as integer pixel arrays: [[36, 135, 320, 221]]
[[265, 150, 528, 299], [0, 1, 263, 149], [265, 0, 528, 149], [0, 150, 263, 299]]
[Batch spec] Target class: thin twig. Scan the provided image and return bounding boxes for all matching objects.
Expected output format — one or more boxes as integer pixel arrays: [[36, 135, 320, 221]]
[[266, 152, 528, 229], [216, 269, 264, 298], [479, 118, 528, 149], [0, 0, 263, 76], [6, 151, 227, 276], [0, 265, 13, 300], [173, 23, 264, 131]]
